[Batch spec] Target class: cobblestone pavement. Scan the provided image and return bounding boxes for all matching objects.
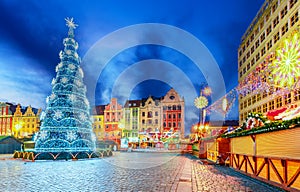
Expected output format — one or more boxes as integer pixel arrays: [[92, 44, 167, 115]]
[[190, 157, 284, 192], [0, 153, 284, 192]]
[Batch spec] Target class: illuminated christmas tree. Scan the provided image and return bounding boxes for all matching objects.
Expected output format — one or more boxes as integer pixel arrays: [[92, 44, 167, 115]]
[[34, 18, 96, 157]]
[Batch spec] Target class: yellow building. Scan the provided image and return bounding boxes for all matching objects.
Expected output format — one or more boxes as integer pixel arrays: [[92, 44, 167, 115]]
[[139, 96, 162, 133], [123, 100, 141, 143], [238, 0, 300, 123], [12, 104, 41, 139], [92, 105, 105, 141]]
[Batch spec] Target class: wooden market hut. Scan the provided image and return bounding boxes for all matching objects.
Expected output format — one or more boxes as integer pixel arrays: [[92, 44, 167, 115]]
[[0, 136, 22, 154]]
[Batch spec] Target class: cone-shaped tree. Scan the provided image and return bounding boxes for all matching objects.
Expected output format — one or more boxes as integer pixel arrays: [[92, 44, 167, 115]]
[[34, 18, 96, 153]]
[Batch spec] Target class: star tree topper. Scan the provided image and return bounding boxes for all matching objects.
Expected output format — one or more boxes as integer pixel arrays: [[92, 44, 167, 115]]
[[65, 17, 78, 38]]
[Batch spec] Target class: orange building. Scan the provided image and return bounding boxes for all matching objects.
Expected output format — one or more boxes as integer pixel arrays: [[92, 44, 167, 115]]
[[161, 88, 185, 138], [104, 98, 123, 143], [0, 102, 14, 136]]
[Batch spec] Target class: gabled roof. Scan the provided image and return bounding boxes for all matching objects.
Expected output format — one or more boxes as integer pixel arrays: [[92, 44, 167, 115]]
[[0, 136, 22, 144], [92, 105, 106, 115], [124, 100, 141, 108]]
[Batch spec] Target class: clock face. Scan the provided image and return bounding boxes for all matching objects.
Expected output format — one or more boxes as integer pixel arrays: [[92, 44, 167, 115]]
[[169, 95, 175, 100]]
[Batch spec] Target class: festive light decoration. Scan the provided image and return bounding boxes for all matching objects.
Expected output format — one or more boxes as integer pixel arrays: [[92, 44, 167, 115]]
[[34, 18, 96, 155], [245, 112, 265, 130], [194, 96, 208, 109], [206, 88, 237, 116], [223, 116, 300, 138], [237, 29, 300, 96], [270, 32, 300, 89]]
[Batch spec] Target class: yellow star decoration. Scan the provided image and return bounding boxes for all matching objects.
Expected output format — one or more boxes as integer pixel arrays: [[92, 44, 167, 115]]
[[271, 32, 300, 89]]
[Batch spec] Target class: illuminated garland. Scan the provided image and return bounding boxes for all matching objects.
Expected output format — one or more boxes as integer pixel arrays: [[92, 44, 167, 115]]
[[206, 88, 237, 116], [222, 116, 300, 138], [237, 29, 300, 95], [245, 112, 265, 130]]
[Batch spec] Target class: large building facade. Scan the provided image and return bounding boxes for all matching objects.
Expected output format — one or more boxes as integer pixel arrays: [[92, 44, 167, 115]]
[[0, 102, 41, 139], [123, 100, 140, 141], [92, 105, 105, 141], [238, 0, 300, 123], [92, 88, 185, 143], [0, 102, 14, 136], [12, 104, 41, 139], [104, 98, 123, 142], [161, 88, 185, 138]]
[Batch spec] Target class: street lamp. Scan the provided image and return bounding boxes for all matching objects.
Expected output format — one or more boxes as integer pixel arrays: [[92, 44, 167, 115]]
[[14, 123, 22, 139], [194, 86, 211, 125]]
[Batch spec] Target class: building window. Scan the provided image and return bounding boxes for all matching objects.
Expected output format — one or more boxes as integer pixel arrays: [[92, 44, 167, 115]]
[[263, 103, 268, 113], [250, 34, 255, 42], [290, 11, 299, 27], [247, 63, 250, 70], [272, 2, 278, 13], [266, 25, 272, 35], [280, 6, 288, 19], [276, 97, 282, 108], [240, 103, 243, 110], [260, 32, 266, 42], [274, 32, 280, 44], [255, 28, 259, 36], [281, 22, 288, 36], [168, 123, 171, 127], [260, 22, 264, 30], [247, 99, 251, 107], [178, 113, 181, 119], [285, 93, 292, 104], [251, 58, 255, 66], [261, 47, 266, 56], [251, 46, 254, 54], [142, 112, 145, 117], [255, 40, 260, 48], [243, 67, 246, 75], [273, 16, 279, 28], [256, 53, 260, 61], [242, 56, 246, 63], [142, 120, 145, 124], [294, 89, 300, 101], [155, 111, 158, 116], [246, 51, 250, 59], [265, 11, 270, 22], [239, 50, 242, 57], [239, 71, 243, 78], [257, 94, 261, 101], [244, 101, 247, 108], [267, 40, 272, 50], [252, 95, 256, 104], [173, 114, 176, 119], [290, 0, 297, 9], [173, 122, 176, 127], [263, 92, 268, 98], [269, 100, 275, 110], [246, 40, 250, 47], [257, 106, 262, 113]]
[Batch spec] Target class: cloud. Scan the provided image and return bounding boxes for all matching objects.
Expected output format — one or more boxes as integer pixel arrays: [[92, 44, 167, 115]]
[[0, 47, 52, 108]]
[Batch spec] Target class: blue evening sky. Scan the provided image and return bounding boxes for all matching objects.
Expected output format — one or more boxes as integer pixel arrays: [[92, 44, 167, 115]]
[[0, 0, 264, 130]]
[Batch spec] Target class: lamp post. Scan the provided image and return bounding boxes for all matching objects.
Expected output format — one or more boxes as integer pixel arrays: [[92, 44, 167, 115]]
[[14, 123, 22, 139], [194, 86, 211, 158], [194, 86, 211, 128]]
